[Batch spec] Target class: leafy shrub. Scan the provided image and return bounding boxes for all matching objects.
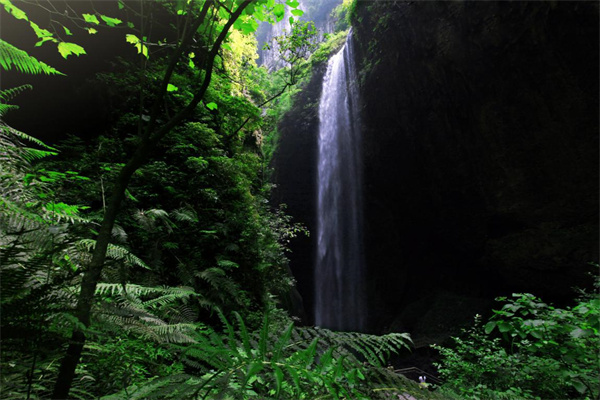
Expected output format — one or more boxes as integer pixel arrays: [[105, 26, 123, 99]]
[[433, 285, 600, 400], [102, 309, 417, 399]]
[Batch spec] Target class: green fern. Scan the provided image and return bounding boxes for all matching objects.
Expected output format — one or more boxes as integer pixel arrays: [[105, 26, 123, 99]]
[[0, 84, 32, 116], [77, 239, 150, 270], [95, 283, 202, 344], [101, 309, 418, 399], [0, 39, 64, 75]]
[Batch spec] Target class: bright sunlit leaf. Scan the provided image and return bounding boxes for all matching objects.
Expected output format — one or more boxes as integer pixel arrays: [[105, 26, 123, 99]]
[[82, 13, 100, 25], [100, 15, 122, 27], [57, 42, 86, 59], [273, 4, 285, 22]]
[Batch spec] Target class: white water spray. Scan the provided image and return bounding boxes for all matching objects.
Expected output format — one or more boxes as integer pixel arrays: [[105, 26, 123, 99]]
[[315, 31, 366, 331]]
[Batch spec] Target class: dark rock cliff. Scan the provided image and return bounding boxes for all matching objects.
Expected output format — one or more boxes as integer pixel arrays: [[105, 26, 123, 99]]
[[351, 1, 598, 340], [271, 61, 329, 322], [272, 1, 599, 342]]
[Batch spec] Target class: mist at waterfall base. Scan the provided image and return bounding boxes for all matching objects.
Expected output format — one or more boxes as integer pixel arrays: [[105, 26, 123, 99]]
[[314, 32, 367, 332]]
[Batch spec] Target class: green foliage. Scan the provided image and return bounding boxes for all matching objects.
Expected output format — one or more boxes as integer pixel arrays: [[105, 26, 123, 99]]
[[0, 39, 63, 75], [433, 284, 600, 400], [57, 41, 87, 59], [1, 0, 130, 60], [0, 1, 356, 398], [102, 309, 415, 400], [331, 0, 355, 32], [309, 29, 349, 66]]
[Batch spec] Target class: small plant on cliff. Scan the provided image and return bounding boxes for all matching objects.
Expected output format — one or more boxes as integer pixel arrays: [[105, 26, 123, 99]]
[[433, 281, 600, 400]]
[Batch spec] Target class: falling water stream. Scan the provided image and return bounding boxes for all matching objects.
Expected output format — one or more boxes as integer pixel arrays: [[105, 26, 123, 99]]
[[315, 31, 366, 332]]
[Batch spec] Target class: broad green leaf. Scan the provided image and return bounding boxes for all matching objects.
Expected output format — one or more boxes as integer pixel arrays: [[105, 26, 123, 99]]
[[273, 3, 285, 21], [484, 321, 496, 334], [206, 102, 218, 110], [244, 2, 255, 15], [100, 15, 122, 27], [530, 329, 543, 339], [497, 321, 512, 333], [237, 18, 258, 35], [57, 42, 86, 59], [291, 9, 304, 17], [63, 26, 72, 35], [286, 0, 299, 7], [218, 6, 229, 19], [29, 21, 52, 38], [118, 0, 124, 9], [1, 0, 28, 21], [82, 13, 100, 25], [125, 34, 148, 58], [35, 37, 55, 47], [87, 28, 98, 35], [572, 380, 587, 394], [167, 83, 178, 92]]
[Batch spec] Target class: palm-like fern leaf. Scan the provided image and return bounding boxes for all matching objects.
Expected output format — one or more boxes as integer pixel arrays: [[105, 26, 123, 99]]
[[0, 85, 32, 117], [95, 283, 200, 344], [77, 239, 150, 270], [0, 39, 63, 75], [115, 310, 416, 400]]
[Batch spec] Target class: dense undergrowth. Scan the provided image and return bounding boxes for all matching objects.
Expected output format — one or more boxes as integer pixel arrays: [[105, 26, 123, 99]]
[[432, 279, 599, 400], [1, 0, 598, 399]]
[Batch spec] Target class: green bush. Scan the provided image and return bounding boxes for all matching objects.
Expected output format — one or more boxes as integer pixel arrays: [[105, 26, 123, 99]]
[[433, 284, 600, 399]]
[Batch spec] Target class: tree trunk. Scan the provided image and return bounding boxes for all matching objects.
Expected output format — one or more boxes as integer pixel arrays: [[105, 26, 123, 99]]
[[52, 149, 143, 398]]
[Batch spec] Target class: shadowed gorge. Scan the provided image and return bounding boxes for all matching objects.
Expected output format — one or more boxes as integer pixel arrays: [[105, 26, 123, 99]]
[[1, 0, 598, 398]]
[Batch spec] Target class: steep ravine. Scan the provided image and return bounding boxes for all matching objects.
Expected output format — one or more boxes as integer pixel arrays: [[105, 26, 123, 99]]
[[273, 1, 598, 344]]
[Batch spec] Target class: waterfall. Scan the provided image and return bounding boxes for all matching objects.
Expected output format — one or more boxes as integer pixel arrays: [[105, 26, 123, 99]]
[[315, 31, 366, 332]]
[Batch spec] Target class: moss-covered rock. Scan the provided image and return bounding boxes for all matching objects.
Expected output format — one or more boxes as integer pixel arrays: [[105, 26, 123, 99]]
[[351, 1, 598, 338]]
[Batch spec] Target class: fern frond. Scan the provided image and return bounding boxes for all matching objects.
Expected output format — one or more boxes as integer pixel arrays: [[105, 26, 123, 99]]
[[100, 310, 417, 399], [1, 120, 57, 151], [0, 84, 33, 102], [0, 85, 33, 117], [171, 206, 198, 223], [0, 39, 64, 75], [111, 224, 128, 243], [0, 102, 18, 116], [77, 239, 150, 270], [216, 259, 239, 269], [95, 283, 194, 298]]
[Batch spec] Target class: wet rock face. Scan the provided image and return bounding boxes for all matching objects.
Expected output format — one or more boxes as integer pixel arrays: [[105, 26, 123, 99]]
[[352, 1, 599, 334], [271, 62, 329, 323]]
